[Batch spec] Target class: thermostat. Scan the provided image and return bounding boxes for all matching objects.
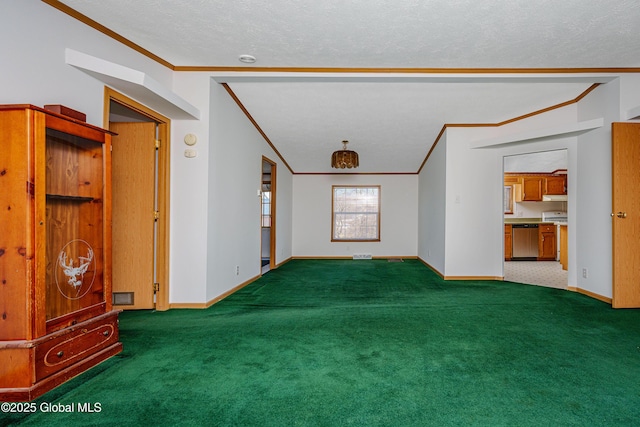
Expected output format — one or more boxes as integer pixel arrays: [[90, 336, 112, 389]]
[[184, 133, 198, 146]]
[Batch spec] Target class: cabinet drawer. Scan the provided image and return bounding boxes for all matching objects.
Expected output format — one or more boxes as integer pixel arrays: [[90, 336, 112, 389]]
[[35, 313, 119, 381], [539, 224, 555, 233]]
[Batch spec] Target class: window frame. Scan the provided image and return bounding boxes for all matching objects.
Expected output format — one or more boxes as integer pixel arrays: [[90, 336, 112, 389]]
[[331, 185, 381, 242]]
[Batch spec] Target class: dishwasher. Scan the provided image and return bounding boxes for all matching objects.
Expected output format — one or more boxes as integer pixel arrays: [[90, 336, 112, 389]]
[[511, 224, 538, 260]]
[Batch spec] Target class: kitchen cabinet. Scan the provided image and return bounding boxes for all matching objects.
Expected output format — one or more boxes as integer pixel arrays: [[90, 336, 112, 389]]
[[504, 224, 512, 260], [545, 175, 567, 195], [559, 225, 568, 270], [521, 177, 544, 201], [505, 172, 567, 201], [538, 224, 557, 260], [0, 104, 122, 401]]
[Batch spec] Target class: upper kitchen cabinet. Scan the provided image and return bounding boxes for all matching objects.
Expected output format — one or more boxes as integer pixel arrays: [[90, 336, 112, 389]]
[[545, 175, 567, 195], [521, 176, 544, 201], [505, 172, 567, 202]]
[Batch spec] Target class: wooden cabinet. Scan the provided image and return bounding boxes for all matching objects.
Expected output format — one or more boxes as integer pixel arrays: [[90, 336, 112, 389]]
[[545, 175, 567, 195], [521, 177, 544, 201], [559, 225, 568, 270], [505, 173, 567, 201], [538, 224, 556, 260], [0, 105, 122, 401], [504, 224, 512, 260]]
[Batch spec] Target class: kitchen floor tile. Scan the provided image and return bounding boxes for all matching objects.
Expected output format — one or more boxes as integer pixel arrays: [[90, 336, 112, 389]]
[[504, 261, 567, 289]]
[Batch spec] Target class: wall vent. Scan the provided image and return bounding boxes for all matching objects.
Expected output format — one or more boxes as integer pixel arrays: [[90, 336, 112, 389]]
[[353, 254, 372, 260], [113, 292, 135, 305]]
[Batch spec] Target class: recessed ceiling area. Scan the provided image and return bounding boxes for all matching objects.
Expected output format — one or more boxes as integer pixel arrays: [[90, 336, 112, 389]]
[[51, 0, 640, 173]]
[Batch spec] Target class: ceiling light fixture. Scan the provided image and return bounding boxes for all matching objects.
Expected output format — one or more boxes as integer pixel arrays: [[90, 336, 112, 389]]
[[331, 140, 359, 169], [238, 54, 256, 64]]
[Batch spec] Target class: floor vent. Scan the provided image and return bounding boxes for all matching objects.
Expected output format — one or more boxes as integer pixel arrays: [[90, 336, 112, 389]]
[[113, 292, 135, 305], [353, 254, 372, 260], [388, 258, 404, 262]]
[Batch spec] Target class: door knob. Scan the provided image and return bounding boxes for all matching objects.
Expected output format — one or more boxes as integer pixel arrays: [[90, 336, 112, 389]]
[[616, 212, 627, 218]]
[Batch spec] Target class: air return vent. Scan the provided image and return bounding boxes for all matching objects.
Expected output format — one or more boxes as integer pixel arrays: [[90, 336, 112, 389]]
[[113, 292, 135, 305]]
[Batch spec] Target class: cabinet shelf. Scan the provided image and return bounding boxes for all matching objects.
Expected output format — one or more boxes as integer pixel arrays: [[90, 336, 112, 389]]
[[0, 104, 121, 402], [46, 194, 95, 202]]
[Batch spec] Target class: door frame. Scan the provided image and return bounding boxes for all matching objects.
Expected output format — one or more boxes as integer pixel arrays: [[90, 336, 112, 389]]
[[103, 87, 171, 311], [262, 156, 277, 270]]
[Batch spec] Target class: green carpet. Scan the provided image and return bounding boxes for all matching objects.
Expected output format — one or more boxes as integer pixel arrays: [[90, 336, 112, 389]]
[[4, 259, 640, 426]]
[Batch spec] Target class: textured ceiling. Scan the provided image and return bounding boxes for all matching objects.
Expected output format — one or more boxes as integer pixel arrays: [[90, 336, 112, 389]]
[[54, 0, 640, 172]]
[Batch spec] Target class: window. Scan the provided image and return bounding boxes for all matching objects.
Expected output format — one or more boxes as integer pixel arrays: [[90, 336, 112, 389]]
[[504, 185, 514, 214], [332, 186, 380, 241], [261, 184, 271, 227]]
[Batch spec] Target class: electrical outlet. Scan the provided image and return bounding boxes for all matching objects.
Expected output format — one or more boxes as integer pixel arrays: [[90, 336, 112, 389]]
[[582, 268, 588, 278], [235, 265, 240, 275]]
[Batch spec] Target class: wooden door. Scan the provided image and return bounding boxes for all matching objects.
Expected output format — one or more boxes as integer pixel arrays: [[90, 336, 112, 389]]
[[110, 122, 156, 309], [612, 122, 640, 308]]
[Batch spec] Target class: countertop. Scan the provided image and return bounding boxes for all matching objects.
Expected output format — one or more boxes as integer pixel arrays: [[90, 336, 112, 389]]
[[504, 218, 567, 226], [504, 218, 551, 224]]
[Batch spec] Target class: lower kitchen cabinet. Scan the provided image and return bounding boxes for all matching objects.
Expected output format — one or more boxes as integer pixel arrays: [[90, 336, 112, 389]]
[[538, 224, 556, 260], [504, 224, 512, 261]]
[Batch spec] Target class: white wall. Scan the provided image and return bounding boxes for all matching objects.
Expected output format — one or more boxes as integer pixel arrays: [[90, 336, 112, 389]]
[[417, 134, 447, 272], [169, 72, 213, 304], [419, 104, 582, 280], [207, 82, 293, 302], [574, 81, 620, 298], [293, 174, 418, 257], [417, 80, 628, 297], [1, 2, 294, 306], [0, 1, 173, 124], [506, 201, 567, 220]]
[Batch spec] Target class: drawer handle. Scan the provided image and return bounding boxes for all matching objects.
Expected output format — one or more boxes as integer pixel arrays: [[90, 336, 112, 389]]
[[103, 330, 110, 337], [56, 351, 64, 358]]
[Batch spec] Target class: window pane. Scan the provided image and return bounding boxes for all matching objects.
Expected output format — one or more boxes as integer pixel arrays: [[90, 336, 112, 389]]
[[332, 186, 379, 241], [261, 191, 271, 227]]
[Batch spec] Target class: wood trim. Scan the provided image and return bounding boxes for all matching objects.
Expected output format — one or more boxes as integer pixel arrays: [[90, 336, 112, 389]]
[[262, 156, 277, 269], [417, 257, 503, 281], [292, 256, 416, 260], [418, 125, 447, 174], [221, 84, 294, 174], [567, 287, 612, 305], [103, 87, 171, 125], [504, 172, 567, 177], [169, 274, 262, 309], [417, 257, 445, 279], [35, 3, 640, 78], [103, 87, 171, 311], [295, 172, 418, 175], [41, 0, 174, 70], [175, 66, 640, 74], [417, 84, 601, 174], [444, 275, 504, 281], [103, 133, 113, 313]]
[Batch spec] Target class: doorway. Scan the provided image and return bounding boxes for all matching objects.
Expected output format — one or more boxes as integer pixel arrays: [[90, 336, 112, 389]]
[[503, 149, 568, 289], [103, 88, 170, 310], [261, 157, 277, 273]]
